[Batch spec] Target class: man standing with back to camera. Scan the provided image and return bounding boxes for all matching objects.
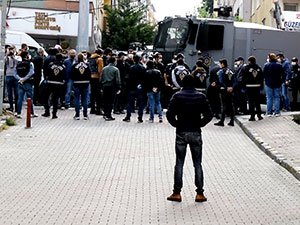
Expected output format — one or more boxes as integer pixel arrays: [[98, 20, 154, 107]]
[[166, 75, 213, 202]]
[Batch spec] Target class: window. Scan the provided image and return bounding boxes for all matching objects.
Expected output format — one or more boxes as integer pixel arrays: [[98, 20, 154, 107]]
[[196, 24, 224, 51], [284, 3, 298, 11]]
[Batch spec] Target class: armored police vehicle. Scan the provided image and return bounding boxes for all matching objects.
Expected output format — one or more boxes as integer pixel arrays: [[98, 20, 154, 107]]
[[153, 16, 300, 68]]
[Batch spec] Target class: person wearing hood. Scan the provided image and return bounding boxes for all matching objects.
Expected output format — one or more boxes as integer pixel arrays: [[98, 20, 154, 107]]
[[241, 56, 264, 121], [89, 49, 104, 115], [290, 57, 300, 111]]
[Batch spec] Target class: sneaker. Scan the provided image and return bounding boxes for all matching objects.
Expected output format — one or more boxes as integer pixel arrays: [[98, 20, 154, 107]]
[[195, 193, 207, 202], [123, 117, 130, 122], [15, 114, 22, 119], [248, 117, 255, 121], [258, 116, 264, 120], [73, 116, 80, 120], [147, 119, 154, 123], [84, 116, 89, 120], [52, 115, 58, 119], [214, 121, 224, 127], [31, 114, 38, 118], [6, 107, 13, 112], [138, 119, 143, 123], [104, 116, 115, 121], [266, 113, 272, 117], [228, 120, 234, 126], [167, 193, 182, 202], [275, 113, 280, 117], [60, 106, 65, 110], [42, 113, 50, 117]]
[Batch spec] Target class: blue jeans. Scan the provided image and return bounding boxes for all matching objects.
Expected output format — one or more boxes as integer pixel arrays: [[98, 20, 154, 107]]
[[265, 85, 281, 115], [174, 132, 204, 194], [5, 76, 18, 110], [147, 91, 162, 120], [126, 90, 144, 120], [17, 82, 34, 115], [281, 83, 290, 110], [64, 79, 73, 107], [74, 85, 88, 117]]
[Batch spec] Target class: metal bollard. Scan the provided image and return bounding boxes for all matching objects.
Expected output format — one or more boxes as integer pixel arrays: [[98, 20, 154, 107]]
[[26, 98, 31, 128]]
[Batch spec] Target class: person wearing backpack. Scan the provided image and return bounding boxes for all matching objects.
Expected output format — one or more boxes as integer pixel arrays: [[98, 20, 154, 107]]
[[89, 49, 104, 115], [214, 59, 236, 127], [14, 51, 37, 119], [172, 59, 190, 90], [42, 53, 66, 119]]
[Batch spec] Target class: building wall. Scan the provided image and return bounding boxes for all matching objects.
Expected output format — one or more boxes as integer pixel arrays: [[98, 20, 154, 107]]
[[250, 0, 275, 27]]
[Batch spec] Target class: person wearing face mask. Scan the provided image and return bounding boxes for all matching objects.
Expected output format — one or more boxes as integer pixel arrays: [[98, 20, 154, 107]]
[[276, 53, 292, 111], [233, 56, 248, 115], [14, 51, 38, 119], [206, 64, 221, 119], [4, 49, 19, 112], [153, 52, 165, 74], [63, 49, 77, 109], [214, 59, 236, 127], [290, 57, 300, 111], [114, 52, 127, 114], [100, 57, 121, 121]]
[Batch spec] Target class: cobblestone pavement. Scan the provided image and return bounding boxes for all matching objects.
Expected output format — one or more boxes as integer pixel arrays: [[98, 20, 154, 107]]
[[1, 109, 300, 225], [236, 112, 300, 181]]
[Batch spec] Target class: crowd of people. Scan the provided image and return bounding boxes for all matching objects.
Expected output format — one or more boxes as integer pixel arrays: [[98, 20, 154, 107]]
[[3, 43, 300, 123]]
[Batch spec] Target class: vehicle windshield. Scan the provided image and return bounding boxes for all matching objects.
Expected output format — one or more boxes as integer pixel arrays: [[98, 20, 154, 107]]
[[155, 18, 189, 50]]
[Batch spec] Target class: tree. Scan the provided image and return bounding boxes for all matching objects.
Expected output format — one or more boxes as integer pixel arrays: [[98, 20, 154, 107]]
[[102, 0, 155, 50], [198, 1, 213, 18]]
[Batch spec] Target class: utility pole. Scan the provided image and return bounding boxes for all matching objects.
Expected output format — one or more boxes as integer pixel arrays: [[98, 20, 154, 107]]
[[0, 0, 7, 116], [76, 0, 90, 53]]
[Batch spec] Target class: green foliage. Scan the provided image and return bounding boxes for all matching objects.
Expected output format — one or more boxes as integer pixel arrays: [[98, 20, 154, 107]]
[[102, 0, 155, 50], [235, 16, 243, 22], [198, 2, 213, 18], [5, 118, 16, 126]]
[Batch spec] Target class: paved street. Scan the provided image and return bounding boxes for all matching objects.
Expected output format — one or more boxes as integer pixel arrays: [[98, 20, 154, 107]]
[[1, 109, 300, 225]]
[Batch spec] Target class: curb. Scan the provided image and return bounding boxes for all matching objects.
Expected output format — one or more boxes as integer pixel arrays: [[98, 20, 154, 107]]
[[235, 116, 300, 181]]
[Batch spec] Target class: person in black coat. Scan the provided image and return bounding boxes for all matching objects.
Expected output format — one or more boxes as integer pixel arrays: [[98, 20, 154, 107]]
[[166, 75, 212, 203], [123, 55, 146, 123], [241, 56, 264, 121]]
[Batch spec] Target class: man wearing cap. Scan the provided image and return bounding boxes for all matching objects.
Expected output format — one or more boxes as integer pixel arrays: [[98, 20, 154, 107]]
[[233, 56, 248, 115], [166, 75, 212, 203], [291, 57, 300, 110]]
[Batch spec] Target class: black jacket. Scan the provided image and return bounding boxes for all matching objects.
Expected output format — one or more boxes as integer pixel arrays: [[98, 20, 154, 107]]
[[127, 63, 146, 91], [145, 69, 163, 92], [47, 61, 66, 85], [70, 62, 91, 87], [241, 64, 264, 89], [167, 87, 213, 133]]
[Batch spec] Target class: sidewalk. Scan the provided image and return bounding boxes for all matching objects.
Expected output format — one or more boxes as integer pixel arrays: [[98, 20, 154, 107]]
[[236, 111, 300, 181]]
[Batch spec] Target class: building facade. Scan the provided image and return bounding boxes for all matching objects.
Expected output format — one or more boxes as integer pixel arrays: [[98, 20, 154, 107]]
[[251, 0, 300, 30], [5, 0, 99, 50]]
